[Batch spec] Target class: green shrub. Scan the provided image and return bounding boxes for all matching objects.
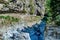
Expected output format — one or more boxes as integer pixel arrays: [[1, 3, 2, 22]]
[[0, 16, 19, 25], [45, 0, 60, 26]]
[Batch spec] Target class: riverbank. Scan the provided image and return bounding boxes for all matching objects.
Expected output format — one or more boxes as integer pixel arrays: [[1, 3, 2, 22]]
[[0, 14, 41, 40]]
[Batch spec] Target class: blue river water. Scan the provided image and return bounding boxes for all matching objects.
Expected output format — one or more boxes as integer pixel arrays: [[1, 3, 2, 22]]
[[21, 19, 46, 40], [3, 17, 47, 40]]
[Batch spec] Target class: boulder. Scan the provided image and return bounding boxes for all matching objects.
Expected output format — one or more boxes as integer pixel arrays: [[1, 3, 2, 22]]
[[3, 28, 31, 40], [0, 4, 4, 10]]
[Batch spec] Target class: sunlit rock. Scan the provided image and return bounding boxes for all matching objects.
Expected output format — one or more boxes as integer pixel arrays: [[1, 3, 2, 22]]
[[0, 4, 4, 10], [3, 28, 31, 40], [0, 0, 45, 16], [2, 7, 9, 11]]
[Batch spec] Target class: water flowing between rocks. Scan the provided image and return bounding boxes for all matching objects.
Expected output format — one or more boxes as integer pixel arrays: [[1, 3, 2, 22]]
[[0, 20, 60, 40], [2, 20, 46, 40]]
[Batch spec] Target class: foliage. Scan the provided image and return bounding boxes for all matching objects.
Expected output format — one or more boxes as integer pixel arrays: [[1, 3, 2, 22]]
[[45, 0, 60, 26], [55, 15, 60, 26], [0, 16, 19, 25], [29, 0, 34, 15], [45, 0, 52, 24]]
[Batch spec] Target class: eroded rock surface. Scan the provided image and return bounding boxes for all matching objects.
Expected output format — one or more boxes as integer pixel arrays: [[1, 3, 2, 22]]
[[0, 0, 45, 15]]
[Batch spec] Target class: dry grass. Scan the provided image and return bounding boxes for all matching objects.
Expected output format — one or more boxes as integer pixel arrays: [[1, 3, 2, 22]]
[[0, 13, 41, 26], [0, 15, 20, 26]]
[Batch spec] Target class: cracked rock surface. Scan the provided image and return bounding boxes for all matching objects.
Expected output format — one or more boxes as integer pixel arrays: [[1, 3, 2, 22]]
[[0, 0, 45, 15]]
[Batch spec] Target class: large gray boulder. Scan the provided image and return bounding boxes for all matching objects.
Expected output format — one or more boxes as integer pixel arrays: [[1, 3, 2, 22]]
[[3, 28, 31, 40]]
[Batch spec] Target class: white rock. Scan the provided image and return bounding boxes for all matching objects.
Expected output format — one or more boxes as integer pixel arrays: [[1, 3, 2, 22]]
[[0, 4, 4, 10], [3, 28, 31, 40]]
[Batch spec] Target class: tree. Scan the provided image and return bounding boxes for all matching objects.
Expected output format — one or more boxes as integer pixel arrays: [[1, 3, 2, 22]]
[[45, 0, 60, 26]]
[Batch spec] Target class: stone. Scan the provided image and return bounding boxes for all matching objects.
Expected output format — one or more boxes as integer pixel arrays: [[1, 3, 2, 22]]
[[2, 7, 9, 11], [0, 4, 4, 10], [0, 0, 45, 16], [3, 28, 31, 40]]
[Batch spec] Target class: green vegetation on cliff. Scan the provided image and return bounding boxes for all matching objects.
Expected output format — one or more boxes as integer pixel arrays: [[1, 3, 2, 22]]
[[45, 0, 60, 26], [0, 16, 19, 25]]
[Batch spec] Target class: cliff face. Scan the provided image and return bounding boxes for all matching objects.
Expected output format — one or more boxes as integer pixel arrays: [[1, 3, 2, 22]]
[[0, 0, 45, 16]]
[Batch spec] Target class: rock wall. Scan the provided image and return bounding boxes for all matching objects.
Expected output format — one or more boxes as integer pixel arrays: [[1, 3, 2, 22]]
[[0, 0, 45, 16]]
